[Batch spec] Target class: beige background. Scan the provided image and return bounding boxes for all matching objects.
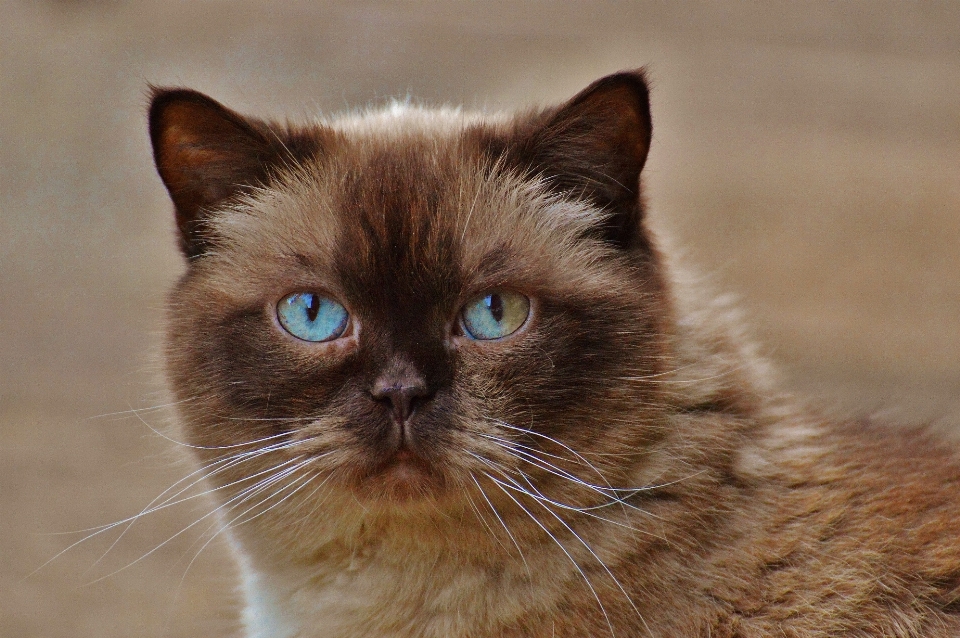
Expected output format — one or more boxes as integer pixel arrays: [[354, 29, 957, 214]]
[[3, 2, 959, 636]]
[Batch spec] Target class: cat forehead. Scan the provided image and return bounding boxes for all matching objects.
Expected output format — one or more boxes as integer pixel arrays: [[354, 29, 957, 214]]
[[208, 108, 611, 294]]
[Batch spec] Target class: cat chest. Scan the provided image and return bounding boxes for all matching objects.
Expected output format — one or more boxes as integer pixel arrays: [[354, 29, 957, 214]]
[[240, 554, 550, 638]]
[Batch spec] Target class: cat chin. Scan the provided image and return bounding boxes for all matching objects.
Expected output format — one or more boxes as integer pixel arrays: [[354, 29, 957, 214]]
[[351, 453, 449, 505]]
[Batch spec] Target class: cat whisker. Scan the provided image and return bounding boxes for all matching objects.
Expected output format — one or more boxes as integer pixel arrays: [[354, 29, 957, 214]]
[[477, 432, 624, 498], [469, 452, 661, 538], [178, 459, 329, 591], [150, 439, 304, 508], [467, 472, 531, 576], [179, 467, 324, 587], [153, 465, 313, 638], [220, 415, 321, 423], [483, 418, 641, 496], [82, 395, 202, 422], [486, 418, 614, 477], [83, 457, 315, 585], [478, 431, 577, 464], [479, 454, 655, 635], [85, 446, 294, 573], [181, 445, 333, 520], [462, 484, 511, 552], [481, 450, 633, 513], [287, 473, 336, 539], [124, 437, 313, 521], [486, 419, 703, 498], [38, 442, 319, 580], [494, 468, 670, 545], [479, 435, 688, 510], [30, 450, 303, 579], [218, 468, 320, 534], [485, 471, 618, 638], [185, 463, 307, 554], [485, 470, 653, 637], [43, 439, 301, 539], [481, 422, 639, 526], [127, 403, 298, 451], [476, 441, 621, 507]]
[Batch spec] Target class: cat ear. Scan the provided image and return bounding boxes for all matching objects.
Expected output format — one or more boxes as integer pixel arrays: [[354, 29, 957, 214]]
[[148, 88, 319, 259], [511, 70, 653, 249]]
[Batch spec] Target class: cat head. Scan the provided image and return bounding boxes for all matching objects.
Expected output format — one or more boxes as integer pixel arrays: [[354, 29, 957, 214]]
[[150, 71, 672, 533]]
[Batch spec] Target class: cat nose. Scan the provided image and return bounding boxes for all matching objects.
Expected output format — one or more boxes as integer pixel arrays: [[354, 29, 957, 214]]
[[370, 375, 432, 423]]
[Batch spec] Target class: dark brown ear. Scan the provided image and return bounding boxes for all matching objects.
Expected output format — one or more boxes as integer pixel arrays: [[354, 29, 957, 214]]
[[498, 70, 653, 249], [148, 88, 320, 259]]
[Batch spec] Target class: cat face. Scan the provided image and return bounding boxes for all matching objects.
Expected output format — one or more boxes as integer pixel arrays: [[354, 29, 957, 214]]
[[152, 72, 670, 524]]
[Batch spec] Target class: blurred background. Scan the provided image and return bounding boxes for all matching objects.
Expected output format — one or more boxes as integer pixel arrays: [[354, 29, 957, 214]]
[[2, 1, 959, 636]]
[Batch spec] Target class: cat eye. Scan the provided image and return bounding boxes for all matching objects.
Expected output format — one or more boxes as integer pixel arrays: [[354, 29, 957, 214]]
[[276, 292, 349, 342], [459, 291, 530, 340]]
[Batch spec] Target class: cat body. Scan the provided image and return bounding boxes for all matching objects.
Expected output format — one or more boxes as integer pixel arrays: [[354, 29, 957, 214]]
[[149, 71, 960, 637]]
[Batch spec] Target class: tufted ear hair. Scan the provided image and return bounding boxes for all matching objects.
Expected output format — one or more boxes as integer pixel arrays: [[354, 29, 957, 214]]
[[148, 88, 322, 259], [488, 70, 653, 250]]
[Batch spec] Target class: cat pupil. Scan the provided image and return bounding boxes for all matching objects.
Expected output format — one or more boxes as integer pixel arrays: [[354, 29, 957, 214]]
[[306, 293, 320, 322], [486, 294, 504, 323]]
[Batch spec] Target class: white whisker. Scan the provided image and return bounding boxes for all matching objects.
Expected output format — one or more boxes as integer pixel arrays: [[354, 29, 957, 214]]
[[468, 472, 531, 575], [470, 452, 661, 538], [81, 458, 313, 585], [180, 468, 323, 583], [82, 396, 202, 422], [486, 473, 617, 638], [492, 471, 653, 637]]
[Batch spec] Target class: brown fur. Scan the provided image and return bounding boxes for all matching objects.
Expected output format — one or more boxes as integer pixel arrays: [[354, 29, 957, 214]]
[[150, 71, 960, 637]]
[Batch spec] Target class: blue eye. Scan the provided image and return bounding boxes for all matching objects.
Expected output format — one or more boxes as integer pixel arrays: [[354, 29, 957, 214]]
[[277, 293, 349, 342], [460, 291, 530, 340]]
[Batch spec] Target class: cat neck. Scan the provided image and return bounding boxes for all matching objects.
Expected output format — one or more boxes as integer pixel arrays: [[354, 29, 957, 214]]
[[232, 525, 563, 638]]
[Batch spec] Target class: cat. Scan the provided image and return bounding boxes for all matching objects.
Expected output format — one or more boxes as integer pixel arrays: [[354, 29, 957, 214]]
[[149, 70, 960, 637]]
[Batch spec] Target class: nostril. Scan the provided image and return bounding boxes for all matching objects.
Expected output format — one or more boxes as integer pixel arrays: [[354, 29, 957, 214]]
[[371, 380, 432, 423]]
